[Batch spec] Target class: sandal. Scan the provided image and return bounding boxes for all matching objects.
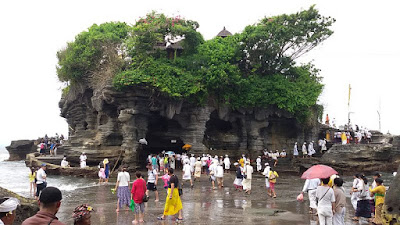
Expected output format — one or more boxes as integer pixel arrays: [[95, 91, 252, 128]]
[[351, 217, 359, 221], [176, 218, 184, 222], [157, 217, 166, 220]]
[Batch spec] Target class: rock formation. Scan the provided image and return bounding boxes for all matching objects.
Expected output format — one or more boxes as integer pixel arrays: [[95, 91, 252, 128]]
[[320, 135, 400, 173], [0, 186, 39, 224], [59, 83, 320, 169], [382, 166, 400, 225], [5, 140, 37, 161]]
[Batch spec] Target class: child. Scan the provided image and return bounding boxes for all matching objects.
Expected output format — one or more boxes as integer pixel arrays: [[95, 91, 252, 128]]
[[98, 163, 106, 184], [268, 169, 279, 198], [370, 178, 385, 225]]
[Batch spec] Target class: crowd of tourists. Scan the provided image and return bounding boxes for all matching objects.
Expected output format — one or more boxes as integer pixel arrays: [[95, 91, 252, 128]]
[[299, 172, 387, 225], [37, 133, 65, 156]]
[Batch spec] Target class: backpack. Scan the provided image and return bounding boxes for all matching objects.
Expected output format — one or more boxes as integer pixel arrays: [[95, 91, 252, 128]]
[[269, 171, 276, 180]]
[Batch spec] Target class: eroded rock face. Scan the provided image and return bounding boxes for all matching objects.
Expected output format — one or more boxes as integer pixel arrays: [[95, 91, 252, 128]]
[[321, 142, 400, 173], [0, 186, 39, 224], [5, 140, 36, 161], [59, 83, 320, 168]]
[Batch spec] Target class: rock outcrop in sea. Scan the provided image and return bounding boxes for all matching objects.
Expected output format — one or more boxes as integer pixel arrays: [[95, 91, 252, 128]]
[[5, 140, 36, 161]]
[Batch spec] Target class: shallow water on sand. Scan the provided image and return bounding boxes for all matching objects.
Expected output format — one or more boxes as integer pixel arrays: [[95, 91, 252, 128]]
[[0, 148, 394, 225]]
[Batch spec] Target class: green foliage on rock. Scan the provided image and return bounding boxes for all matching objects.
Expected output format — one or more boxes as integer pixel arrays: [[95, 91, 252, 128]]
[[58, 7, 334, 121], [57, 22, 129, 82]]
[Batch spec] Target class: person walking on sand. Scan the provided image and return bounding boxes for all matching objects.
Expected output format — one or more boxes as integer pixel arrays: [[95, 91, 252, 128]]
[[80, 152, 87, 168], [146, 164, 159, 202], [194, 158, 202, 181], [157, 168, 183, 222], [256, 156, 262, 172], [103, 158, 110, 183], [333, 178, 346, 225], [215, 163, 224, 189], [209, 160, 217, 190], [350, 174, 361, 210], [300, 178, 320, 214], [262, 163, 271, 192], [268, 169, 279, 198], [242, 160, 253, 194], [22, 187, 66, 225], [223, 155, 231, 173], [114, 166, 130, 212], [182, 161, 193, 188], [131, 172, 147, 224], [233, 162, 243, 191], [316, 177, 335, 225]]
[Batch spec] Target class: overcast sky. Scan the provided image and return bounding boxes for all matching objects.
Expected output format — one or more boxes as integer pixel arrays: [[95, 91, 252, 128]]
[[0, 0, 399, 146]]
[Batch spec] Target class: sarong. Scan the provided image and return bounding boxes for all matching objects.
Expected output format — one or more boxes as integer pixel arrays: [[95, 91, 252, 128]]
[[163, 188, 183, 216], [242, 178, 251, 190], [355, 200, 371, 218], [117, 186, 130, 208]]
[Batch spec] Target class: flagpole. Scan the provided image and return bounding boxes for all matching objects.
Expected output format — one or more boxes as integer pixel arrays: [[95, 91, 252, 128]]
[[347, 84, 351, 127]]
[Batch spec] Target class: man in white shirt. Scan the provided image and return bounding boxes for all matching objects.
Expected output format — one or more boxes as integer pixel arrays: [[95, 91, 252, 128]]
[[182, 161, 193, 188], [36, 164, 47, 199], [215, 163, 224, 189], [300, 178, 321, 214], [242, 160, 254, 194], [262, 163, 271, 190], [223, 155, 231, 173], [201, 154, 208, 174], [280, 150, 287, 158], [114, 166, 130, 212], [189, 154, 196, 174], [146, 165, 159, 202], [80, 152, 87, 168], [256, 156, 262, 172]]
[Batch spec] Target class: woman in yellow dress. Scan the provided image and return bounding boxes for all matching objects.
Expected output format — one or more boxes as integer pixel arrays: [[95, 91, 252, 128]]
[[29, 167, 36, 196], [158, 168, 183, 222]]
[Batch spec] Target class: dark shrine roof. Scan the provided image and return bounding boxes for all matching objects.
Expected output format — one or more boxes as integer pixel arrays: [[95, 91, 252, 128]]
[[217, 27, 232, 37]]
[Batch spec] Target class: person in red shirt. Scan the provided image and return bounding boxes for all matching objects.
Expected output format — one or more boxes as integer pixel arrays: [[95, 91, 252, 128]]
[[131, 172, 147, 224]]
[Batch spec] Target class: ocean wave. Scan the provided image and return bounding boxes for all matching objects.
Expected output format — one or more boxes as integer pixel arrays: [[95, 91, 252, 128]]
[[56, 182, 98, 191]]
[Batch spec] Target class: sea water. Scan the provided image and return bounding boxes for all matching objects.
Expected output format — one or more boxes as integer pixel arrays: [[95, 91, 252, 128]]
[[0, 148, 98, 198]]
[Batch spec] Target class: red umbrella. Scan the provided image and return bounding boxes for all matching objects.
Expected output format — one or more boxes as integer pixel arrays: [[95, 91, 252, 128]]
[[301, 164, 338, 179]]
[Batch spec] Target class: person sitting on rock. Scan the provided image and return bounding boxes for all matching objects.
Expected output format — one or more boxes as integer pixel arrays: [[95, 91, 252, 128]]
[[0, 197, 20, 225], [61, 157, 69, 168]]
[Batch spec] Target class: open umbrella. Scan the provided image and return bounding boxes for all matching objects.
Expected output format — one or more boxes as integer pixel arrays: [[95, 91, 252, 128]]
[[182, 144, 192, 150], [301, 164, 338, 179], [165, 151, 175, 156]]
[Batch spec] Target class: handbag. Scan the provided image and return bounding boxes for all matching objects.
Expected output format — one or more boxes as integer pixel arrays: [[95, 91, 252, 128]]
[[142, 194, 149, 202], [178, 180, 183, 196]]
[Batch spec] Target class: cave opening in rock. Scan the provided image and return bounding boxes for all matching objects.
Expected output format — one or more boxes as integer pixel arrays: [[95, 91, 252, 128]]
[[204, 111, 242, 151], [139, 113, 185, 168], [262, 115, 298, 151]]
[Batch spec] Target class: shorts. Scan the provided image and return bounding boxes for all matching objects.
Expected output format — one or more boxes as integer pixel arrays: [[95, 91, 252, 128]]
[[134, 202, 145, 214], [210, 176, 216, 181], [147, 182, 157, 191]]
